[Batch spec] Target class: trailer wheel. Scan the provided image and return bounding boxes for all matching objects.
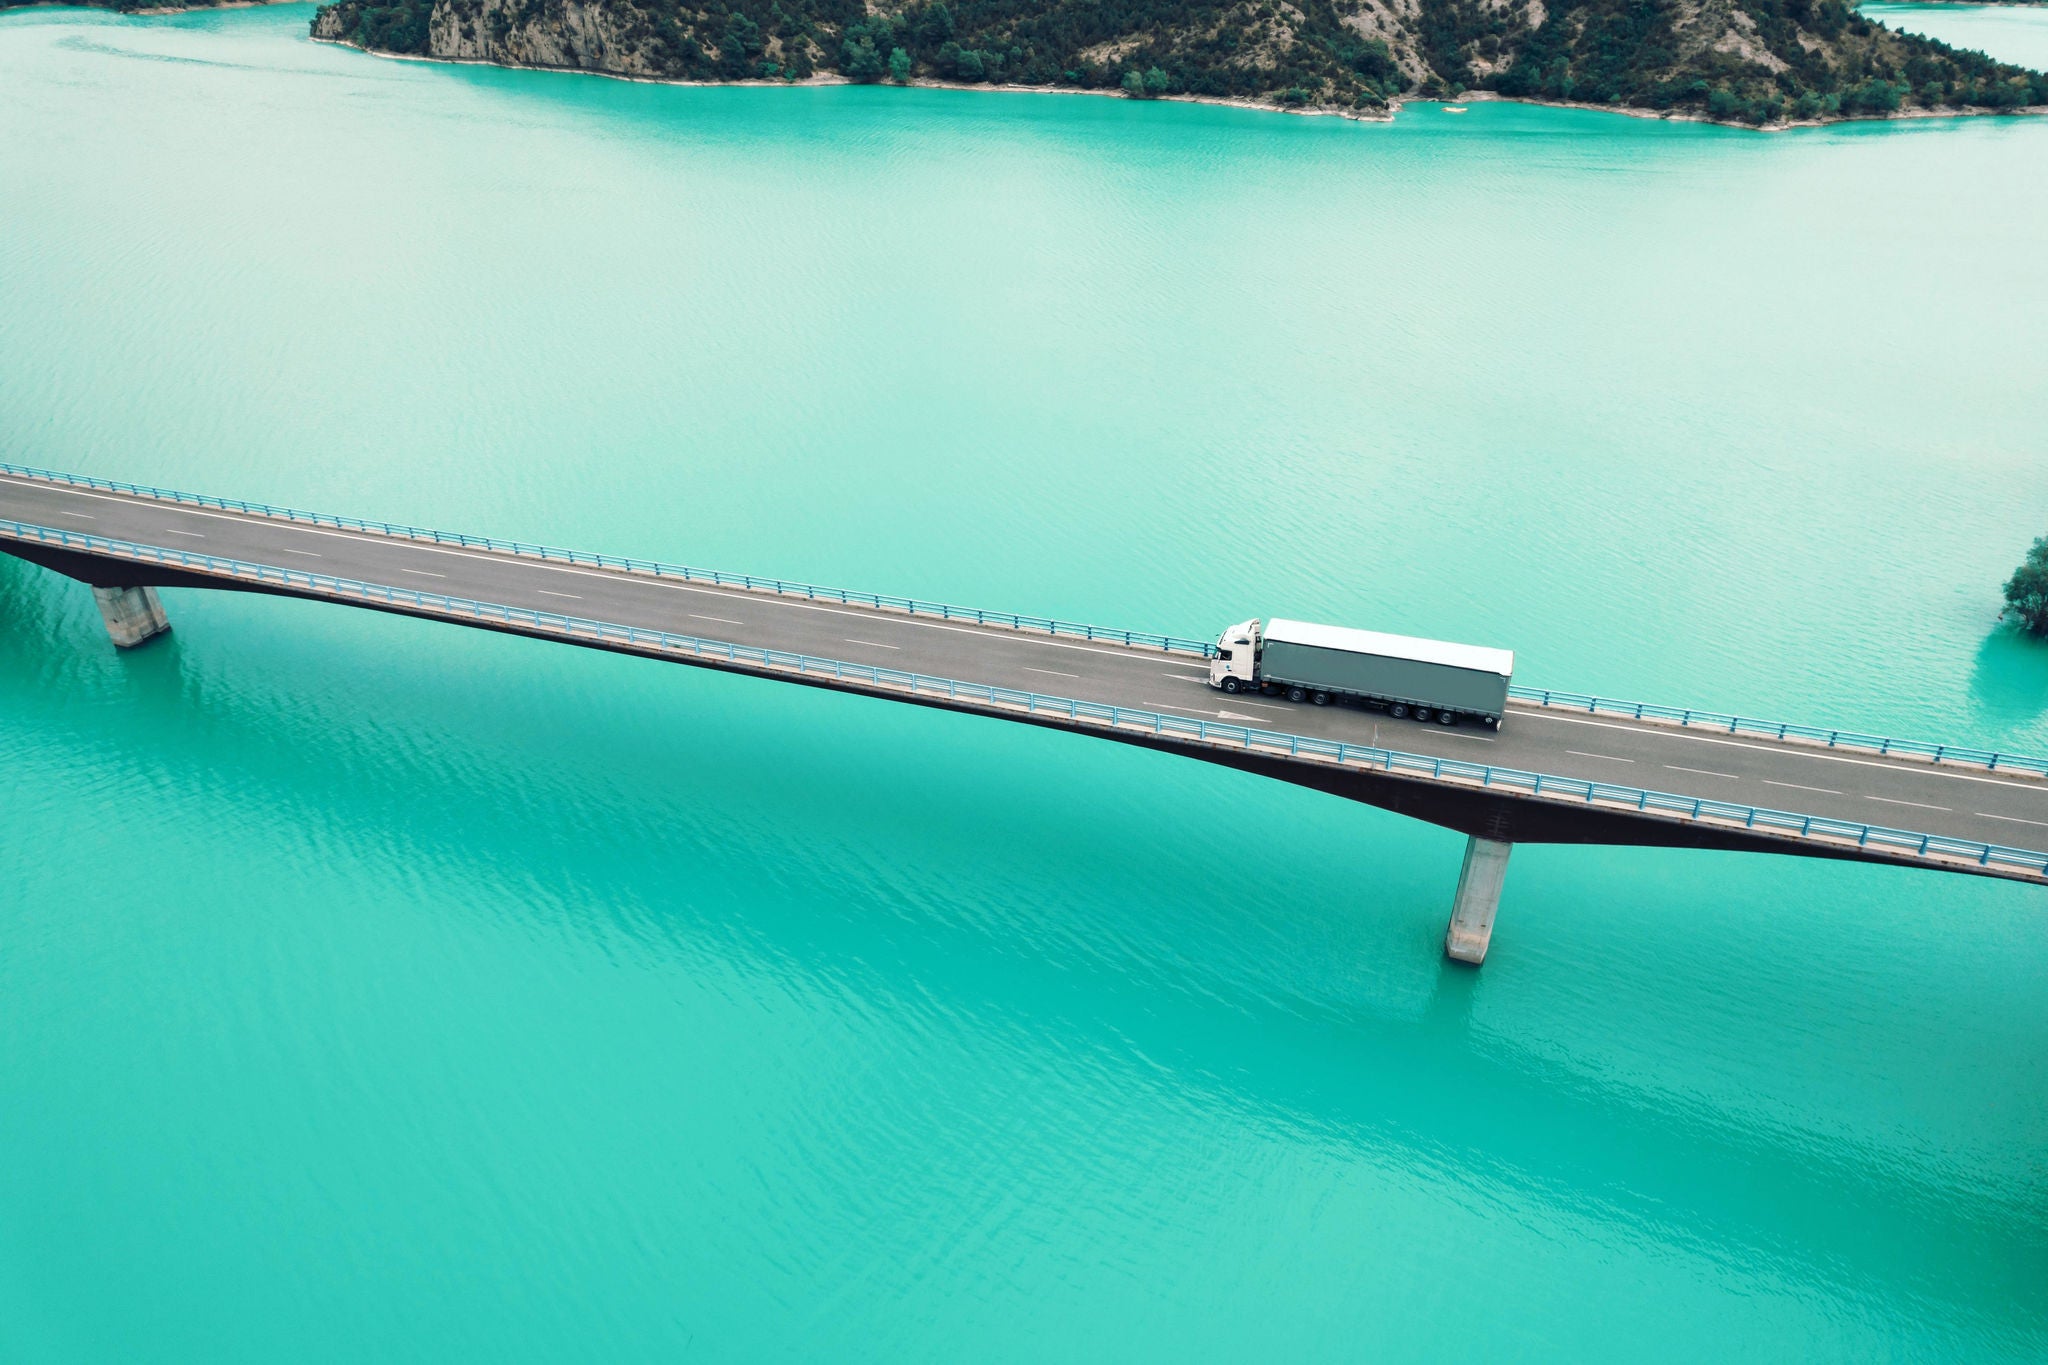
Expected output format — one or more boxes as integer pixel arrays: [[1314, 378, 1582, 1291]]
[[1389, 703, 1408, 719], [1222, 677, 1241, 694], [1287, 686, 1305, 703], [1312, 692, 1329, 706], [1413, 707, 1433, 723], [1438, 710, 1457, 726]]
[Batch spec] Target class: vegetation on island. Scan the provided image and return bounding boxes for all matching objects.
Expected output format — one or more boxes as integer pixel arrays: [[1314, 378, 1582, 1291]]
[[2004, 537, 2048, 637], [303, 0, 2048, 124]]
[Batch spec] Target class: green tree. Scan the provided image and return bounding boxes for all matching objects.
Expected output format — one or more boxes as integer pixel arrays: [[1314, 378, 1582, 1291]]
[[2003, 537, 2048, 636], [888, 46, 912, 82], [1121, 68, 1146, 97], [842, 37, 886, 82], [1143, 65, 1170, 95]]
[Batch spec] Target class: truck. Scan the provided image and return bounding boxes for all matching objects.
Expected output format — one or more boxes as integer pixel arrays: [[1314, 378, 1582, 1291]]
[[1207, 617, 1514, 728]]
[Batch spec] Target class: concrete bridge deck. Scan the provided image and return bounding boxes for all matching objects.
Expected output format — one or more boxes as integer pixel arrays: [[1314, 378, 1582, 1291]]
[[3, 466, 2042, 961]]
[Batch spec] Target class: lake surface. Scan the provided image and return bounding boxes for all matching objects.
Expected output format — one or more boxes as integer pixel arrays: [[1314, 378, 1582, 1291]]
[[2, 5, 2045, 1360]]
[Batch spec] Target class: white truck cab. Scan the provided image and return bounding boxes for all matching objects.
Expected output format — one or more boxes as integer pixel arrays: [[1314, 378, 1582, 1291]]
[[1209, 618, 1262, 692]]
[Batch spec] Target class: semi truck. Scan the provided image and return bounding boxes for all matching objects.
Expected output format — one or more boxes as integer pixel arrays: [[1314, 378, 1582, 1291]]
[[1207, 618, 1514, 728]]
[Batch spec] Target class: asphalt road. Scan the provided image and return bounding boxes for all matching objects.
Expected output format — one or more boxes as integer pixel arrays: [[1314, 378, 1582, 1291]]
[[5, 473, 2045, 852]]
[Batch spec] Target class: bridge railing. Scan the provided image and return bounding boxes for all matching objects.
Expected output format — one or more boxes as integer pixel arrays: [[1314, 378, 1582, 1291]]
[[7, 461, 2044, 780], [0, 460, 1215, 655], [1508, 685, 2048, 777], [6, 516, 2044, 882]]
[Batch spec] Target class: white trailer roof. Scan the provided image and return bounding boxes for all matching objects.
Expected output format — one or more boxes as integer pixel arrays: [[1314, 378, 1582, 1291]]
[[1264, 618, 1514, 679]]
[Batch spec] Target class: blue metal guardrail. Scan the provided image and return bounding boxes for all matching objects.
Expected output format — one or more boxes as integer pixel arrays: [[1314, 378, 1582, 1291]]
[[0, 461, 1214, 655], [4, 460, 2044, 780], [4, 516, 2044, 881], [1504, 686, 2048, 777]]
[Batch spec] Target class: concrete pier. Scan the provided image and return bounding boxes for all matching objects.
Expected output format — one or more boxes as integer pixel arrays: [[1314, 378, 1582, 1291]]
[[1444, 836, 1512, 965], [91, 584, 171, 648]]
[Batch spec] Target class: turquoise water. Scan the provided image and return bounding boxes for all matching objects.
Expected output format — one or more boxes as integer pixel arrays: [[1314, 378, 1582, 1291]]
[[1862, 2, 2048, 69], [3, 5, 2047, 1359]]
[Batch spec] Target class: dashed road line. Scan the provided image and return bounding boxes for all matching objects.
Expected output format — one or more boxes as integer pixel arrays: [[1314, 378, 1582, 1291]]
[[1766, 780, 1841, 796], [538, 590, 581, 600], [400, 568, 445, 578], [689, 614, 742, 625], [161, 528, 204, 538], [278, 548, 321, 557], [55, 511, 93, 519], [1567, 750, 1634, 763], [1980, 812, 2048, 828], [845, 638, 899, 650], [1866, 796, 1949, 812], [1025, 667, 1079, 678], [1666, 764, 1740, 779], [1140, 701, 1216, 718]]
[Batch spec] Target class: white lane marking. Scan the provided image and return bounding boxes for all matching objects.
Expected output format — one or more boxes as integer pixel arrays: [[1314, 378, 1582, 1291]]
[[161, 528, 205, 538], [1140, 701, 1219, 718], [1980, 812, 2048, 828], [400, 569, 445, 578], [278, 548, 321, 557], [56, 511, 94, 519], [1516, 710, 2045, 792], [1167, 674, 1211, 683], [1025, 667, 1079, 678], [690, 614, 742, 625], [844, 638, 899, 650], [0, 479, 1207, 667], [1440, 732, 1496, 743], [1765, 780, 1842, 796], [1567, 750, 1634, 763], [1208, 695, 1287, 713], [537, 590, 581, 600], [1666, 764, 1740, 779], [1217, 711, 1269, 723], [1866, 796, 1950, 812]]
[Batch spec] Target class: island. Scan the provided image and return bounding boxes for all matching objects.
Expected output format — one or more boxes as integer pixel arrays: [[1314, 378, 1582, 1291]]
[[299, 0, 2048, 126]]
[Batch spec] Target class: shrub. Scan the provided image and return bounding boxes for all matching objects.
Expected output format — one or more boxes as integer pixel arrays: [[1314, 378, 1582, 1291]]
[[2003, 537, 2048, 636]]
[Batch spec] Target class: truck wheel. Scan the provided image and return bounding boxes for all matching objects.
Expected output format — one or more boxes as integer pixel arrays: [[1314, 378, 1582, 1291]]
[[1413, 707, 1433, 723], [1389, 703, 1408, 719], [1312, 692, 1329, 706], [1222, 677, 1241, 694], [1287, 686, 1305, 703], [1438, 711, 1457, 726]]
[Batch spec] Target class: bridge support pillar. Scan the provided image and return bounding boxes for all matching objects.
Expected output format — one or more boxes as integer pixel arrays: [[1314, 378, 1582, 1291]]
[[91, 585, 171, 648], [1444, 836, 1511, 965]]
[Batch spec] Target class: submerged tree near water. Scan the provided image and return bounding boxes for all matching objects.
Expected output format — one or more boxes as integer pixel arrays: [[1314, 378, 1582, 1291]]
[[2003, 537, 2048, 637]]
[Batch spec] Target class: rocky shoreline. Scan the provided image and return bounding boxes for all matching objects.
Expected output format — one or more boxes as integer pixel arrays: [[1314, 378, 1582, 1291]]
[[304, 33, 2048, 132]]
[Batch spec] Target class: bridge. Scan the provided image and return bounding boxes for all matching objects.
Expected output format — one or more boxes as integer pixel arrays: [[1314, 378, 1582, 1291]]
[[3, 462, 2043, 965]]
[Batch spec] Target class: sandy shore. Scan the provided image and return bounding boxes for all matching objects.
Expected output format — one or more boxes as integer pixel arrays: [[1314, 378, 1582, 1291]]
[[307, 38, 1397, 122], [1437, 87, 2047, 130], [294, 33, 2048, 131]]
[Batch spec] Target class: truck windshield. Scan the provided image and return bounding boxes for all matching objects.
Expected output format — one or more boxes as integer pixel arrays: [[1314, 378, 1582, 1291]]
[[1217, 648, 1233, 661]]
